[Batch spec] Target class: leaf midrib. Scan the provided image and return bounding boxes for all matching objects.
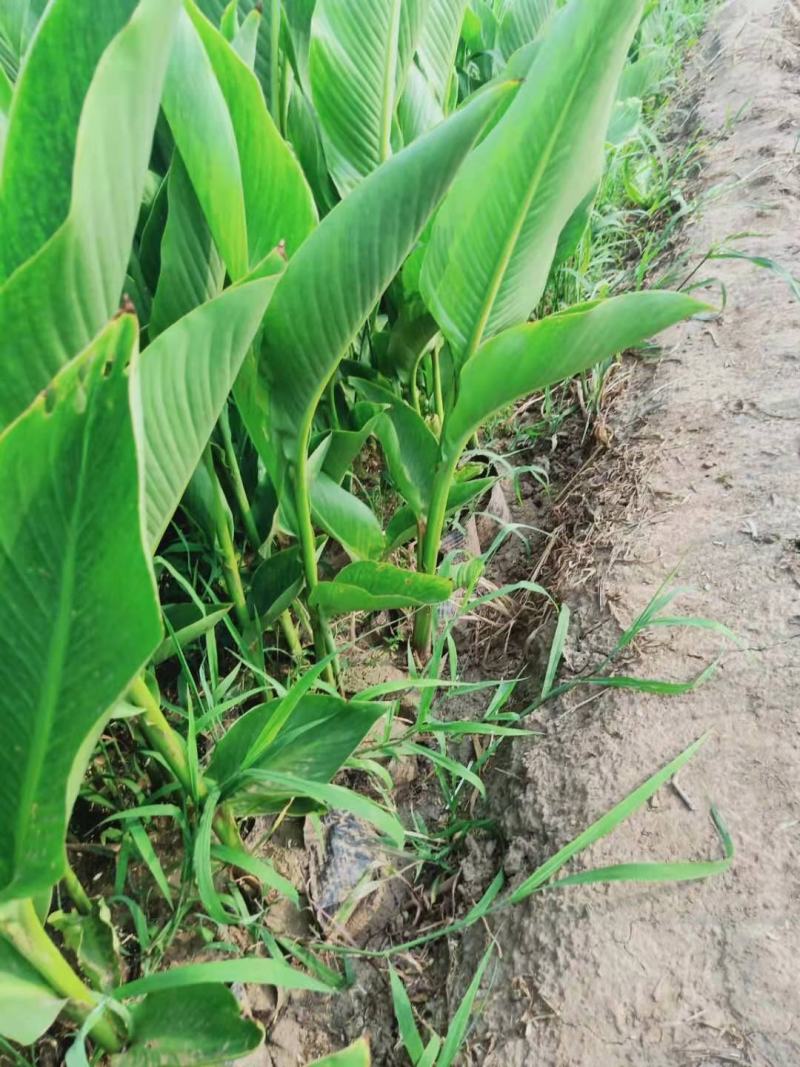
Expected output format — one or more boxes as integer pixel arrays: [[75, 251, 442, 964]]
[[461, 36, 596, 362], [14, 389, 95, 879]]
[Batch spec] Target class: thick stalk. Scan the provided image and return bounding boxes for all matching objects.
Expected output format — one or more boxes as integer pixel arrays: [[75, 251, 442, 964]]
[[129, 676, 195, 797], [129, 677, 244, 849], [278, 609, 305, 661], [432, 349, 445, 428], [218, 408, 261, 552], [413, 456, 459, 655], [1, 900, 124, 1052], [62, 865, 92, 916], [294, 448, 338, 685], [218, 419, 303, 661], [205, 447, 250, 634]]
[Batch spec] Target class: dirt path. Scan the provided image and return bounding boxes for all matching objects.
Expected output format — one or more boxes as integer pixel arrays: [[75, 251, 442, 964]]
[[461, 2, 800, 1064]]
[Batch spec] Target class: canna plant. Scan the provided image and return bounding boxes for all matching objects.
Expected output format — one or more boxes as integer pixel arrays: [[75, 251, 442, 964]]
[[0, 0, 714, 1059]]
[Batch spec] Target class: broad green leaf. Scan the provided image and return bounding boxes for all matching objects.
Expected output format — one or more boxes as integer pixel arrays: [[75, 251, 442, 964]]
[[310, 562, 453, 614], [48, 900, 121, 995], [307, 1039, 372, 1067], [416, 0, 467, 108], [115, 959, 332, 999], [162, 7, 247, 279], [618, 48, 668, 101], [284, 0, 317, 91], [249, 546, 306, 626], [209, 695, 386, 799], [0, 929, 66, 1044], [496, 0, 553, 59], [260, 81, 512, 475], [0, 0, 137, 278], [442, 291, 703, 461], [352, 379, 438, 516], [138, 173, 169, 295], [461, 0, 496, 53], [185, 1, 318, 265], [135, 272, 282, 550], [149, 153, 225, 338], [162, 7, 249, 280], [421, 0, 643, 360], [551, 184, 597, 269], [0, 0, 180, 432], [398, 61, 444, 144], [112, 985, 262, 1065], [309, 0, 417, 194], [0, 318, 161, 902], [607, 97, 642, 146], [311, 473, 386, 561]]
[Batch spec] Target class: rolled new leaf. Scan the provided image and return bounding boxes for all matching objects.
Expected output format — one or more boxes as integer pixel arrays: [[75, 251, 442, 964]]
[[310, 562, 453, 615], [0, 318, 162, 903]]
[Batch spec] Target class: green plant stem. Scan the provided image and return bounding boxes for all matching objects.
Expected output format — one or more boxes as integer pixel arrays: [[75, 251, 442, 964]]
[[218, 408, 261, 552], [62, 864, 92, 916], [293, 597, 314, 641], [413, 455, 459, 655], [129, 676, 244, 849], [218, 415, 303, 659], [1, 900, 124, 1052], [294, 448, 338, 686], [129, 676, 196, 797], [432, 349, 445, 428], [410, 368, 421, 415], [205, 447, 250, 634], [213, 805, 244, 852], [279, 609, 305, 660]]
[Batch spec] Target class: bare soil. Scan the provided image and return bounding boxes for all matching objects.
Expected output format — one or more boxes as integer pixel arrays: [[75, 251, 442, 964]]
[[259, 1, 800, 1063], [455, 1, 800, 1064]]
